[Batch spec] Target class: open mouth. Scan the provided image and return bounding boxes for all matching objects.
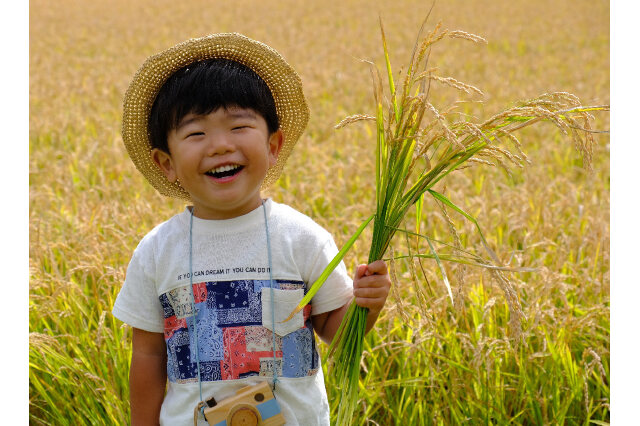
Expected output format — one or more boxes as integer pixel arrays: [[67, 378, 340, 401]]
[[205, 164, 244, 179]]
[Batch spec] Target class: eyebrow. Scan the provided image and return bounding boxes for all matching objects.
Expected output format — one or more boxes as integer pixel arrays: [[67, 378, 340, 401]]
[[175, 114, 204, 132], [175, 109, 257, 132], [226, 109, 257, 120]]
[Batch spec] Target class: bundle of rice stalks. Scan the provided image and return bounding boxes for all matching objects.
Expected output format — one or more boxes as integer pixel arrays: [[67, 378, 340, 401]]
[[286, 15, 608, 425]]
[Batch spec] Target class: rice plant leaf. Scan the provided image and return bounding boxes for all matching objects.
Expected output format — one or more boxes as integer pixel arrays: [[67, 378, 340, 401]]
[[372, 66, 385, 206], [426, 350, 474, 373], [281, 214, 375, 322], [427, 189, 500, 263], [424, 141, 486, 190], [400, 145, 481, 210], [379, 16, 399, 122], [424, 233, 454, 304], [415, 192, 424, 237], [327, 300, 357, 357]]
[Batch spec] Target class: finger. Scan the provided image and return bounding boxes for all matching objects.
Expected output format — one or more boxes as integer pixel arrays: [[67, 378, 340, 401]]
[[365, 260, 388, 276], [353, 286, 388, 298], [354, 295, 387, 310], [356, 275, 391, 289], [353, 264, 368, 287]]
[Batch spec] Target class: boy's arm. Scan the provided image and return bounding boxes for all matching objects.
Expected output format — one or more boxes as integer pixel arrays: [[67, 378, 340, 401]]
[[312, 260, 391, 345], [130, 328, 167, 426]]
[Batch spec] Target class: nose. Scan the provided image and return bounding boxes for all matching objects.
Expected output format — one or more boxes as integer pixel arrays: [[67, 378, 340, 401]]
[[205, 131, 235, 156]]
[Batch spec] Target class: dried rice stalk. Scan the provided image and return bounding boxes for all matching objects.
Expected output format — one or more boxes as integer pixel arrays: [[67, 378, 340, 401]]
[[285, 16, 608, 426], [335, 114, 377, 129]]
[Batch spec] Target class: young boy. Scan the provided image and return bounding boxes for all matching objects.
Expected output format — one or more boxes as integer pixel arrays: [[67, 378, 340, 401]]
[[113, 33, 391, 426]]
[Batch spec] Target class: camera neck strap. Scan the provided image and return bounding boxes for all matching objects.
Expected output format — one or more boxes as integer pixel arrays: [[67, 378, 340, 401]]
[[187, 200, 279, 419], [261, 199, 281, 390]]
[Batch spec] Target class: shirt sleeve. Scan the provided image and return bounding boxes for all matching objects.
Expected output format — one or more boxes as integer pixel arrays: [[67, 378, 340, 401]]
[[306, 236, 354, 316], [112, 239, 165, 333]]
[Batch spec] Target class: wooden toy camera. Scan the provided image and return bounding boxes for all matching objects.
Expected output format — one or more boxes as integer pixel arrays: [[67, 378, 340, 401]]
[[201, 381, 286, 426]]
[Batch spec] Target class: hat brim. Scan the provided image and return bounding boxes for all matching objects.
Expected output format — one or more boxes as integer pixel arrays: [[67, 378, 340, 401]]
[[122, 33, 309, 200]]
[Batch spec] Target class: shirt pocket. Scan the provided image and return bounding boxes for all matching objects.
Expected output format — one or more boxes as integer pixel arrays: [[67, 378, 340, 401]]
[[261, 288, 304, 337]]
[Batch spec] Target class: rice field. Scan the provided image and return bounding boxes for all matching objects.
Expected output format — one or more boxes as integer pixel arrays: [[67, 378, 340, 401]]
[[29, 0, 609, 424]]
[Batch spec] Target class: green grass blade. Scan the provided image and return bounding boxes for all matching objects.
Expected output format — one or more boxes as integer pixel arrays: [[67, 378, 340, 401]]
[[379, 16, 399, 121], [327, 300, 357, 357], [374, 73, 385, 208], [424, 233, 453, 303], [415, 192, 424, 238], [427, 189, 500, 263], [282, 214, 374, 322]]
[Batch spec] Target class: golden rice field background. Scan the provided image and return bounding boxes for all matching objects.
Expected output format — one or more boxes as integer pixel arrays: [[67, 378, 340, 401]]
[[29, 0, 609, 424]]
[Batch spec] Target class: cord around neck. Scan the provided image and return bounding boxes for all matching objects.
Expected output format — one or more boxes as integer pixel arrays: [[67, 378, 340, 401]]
[[187, 200, 279, 422], [261, 199, 280, 390]]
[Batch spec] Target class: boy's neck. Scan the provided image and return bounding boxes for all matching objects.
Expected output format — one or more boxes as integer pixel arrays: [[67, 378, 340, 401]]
[[190, 197, 267, 220]]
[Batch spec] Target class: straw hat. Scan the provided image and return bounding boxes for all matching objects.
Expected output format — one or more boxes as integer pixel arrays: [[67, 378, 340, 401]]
[[122, 33, 310, 200]]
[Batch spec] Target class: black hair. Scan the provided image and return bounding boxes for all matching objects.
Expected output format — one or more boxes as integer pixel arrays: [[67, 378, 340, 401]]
[[148, 58, 279, 153]]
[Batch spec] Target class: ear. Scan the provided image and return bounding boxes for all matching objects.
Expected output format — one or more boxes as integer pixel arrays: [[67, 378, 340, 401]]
[[267, 129, 284, 167], [151, 148, 178, 183]]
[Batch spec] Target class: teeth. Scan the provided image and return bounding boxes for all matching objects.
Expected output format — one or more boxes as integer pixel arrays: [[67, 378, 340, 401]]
[[209, 164, 240, 174]]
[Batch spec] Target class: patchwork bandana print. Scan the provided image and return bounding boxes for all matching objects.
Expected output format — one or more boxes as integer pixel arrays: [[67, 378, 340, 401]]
[[160, 280, 318, 383]]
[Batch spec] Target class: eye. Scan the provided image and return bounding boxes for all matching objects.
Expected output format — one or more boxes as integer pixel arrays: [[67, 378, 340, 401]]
[[232, 125, 248, 131], [187, 132, 205, 138]]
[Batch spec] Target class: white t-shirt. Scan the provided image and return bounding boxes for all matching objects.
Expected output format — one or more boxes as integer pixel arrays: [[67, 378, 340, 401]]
[[112, 199, 353, 425]]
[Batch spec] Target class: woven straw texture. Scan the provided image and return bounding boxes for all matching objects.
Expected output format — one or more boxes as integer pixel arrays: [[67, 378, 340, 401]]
[[122, 33, 309, 200]]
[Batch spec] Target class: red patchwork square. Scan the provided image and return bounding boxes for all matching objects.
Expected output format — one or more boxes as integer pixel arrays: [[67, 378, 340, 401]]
[[164, 315, 187, 340], [221, 327, 283, 380], [192, 282, 207, 304]]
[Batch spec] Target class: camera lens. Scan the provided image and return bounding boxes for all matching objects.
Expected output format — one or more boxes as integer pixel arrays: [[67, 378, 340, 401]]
[[254, 393, 265, 402]]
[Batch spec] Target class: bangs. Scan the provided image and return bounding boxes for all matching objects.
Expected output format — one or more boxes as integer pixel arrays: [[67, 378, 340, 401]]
[[148, 58, 279, 152]]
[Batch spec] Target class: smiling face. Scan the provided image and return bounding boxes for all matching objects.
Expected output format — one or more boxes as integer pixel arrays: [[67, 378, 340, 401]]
[[152, 106, 283, 219]]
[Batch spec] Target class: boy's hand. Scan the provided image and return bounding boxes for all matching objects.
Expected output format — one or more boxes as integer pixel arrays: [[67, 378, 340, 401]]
[[353, 260, 391, 332], [312, 260, 391, 343]]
